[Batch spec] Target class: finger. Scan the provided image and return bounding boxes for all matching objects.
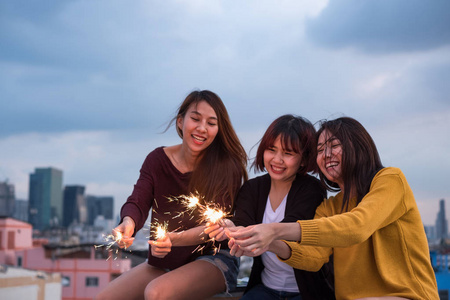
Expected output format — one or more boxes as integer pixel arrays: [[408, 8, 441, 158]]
[[205, 223, 219, 231], [216, 230, 227, 241], [227, 227, 253, 239], [204, 224, 220, 235]]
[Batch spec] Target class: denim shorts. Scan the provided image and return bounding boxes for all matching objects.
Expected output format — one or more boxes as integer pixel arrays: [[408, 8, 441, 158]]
[[195, 249, 240, 294]]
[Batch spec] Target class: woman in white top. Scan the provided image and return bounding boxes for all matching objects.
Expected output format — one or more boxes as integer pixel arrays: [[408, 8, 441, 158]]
[[206, 114, 335, 300]]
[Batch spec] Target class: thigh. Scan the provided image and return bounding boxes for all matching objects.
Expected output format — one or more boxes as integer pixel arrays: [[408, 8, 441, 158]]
[[95, 261, 166, 300], [144, 260, 226, 300]]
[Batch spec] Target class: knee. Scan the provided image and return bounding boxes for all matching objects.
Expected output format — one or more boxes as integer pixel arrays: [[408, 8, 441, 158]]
[[144, 280, 168, 300], [93, 290, 108, 300]]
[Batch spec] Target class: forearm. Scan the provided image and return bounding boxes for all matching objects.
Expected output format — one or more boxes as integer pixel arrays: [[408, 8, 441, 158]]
[[169, 225, 208, 246], [268, 240, 292, 260], [270, 222, 302, 242]]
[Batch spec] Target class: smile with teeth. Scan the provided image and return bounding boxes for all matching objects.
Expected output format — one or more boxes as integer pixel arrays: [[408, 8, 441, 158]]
[[192, 134, 206, 142], [271, 165, 285, 172], [326, 162, 338, 169]]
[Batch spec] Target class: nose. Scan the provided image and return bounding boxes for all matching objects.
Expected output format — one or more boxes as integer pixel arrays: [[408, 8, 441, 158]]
[[324, 145, 332, 158], [273, 152, 283, 163], [197, 122, 207, 133]]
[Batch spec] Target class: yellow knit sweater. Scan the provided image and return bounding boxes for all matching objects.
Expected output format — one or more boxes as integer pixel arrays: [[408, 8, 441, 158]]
[[282, 167, 439, 300]]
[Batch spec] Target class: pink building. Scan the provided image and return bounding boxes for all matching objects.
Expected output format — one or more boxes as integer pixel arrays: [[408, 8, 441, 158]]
[[0, 217, 131, 300]]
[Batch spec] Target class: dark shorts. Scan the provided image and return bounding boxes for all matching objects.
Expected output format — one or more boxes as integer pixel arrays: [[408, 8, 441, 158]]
[[241, 283, 301, 300], [195, 249, 240, 294]]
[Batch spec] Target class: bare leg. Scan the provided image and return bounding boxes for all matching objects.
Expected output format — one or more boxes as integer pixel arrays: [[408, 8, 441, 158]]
[[144, 260, 226, 300], [95, 262, 167, 300]]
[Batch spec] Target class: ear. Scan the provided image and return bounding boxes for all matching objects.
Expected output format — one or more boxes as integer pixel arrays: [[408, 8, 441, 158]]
[[177, 116, 183, 132]]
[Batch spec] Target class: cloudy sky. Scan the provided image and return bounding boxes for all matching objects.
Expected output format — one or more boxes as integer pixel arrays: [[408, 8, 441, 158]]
[[1, 0, 449, 225]]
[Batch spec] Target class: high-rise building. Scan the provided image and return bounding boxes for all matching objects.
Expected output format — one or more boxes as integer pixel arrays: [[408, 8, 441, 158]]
[[435, 198, 448, 240], [63, 185, 87, 227], [13, 199, 28, 222], [86, 195, 114, 225], [0, 181, 15, 217], [28, 167, 63, 231]]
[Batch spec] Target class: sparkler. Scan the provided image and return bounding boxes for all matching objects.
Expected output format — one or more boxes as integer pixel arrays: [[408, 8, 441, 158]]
[[151, 221, 169, 240], [94, 229, 129, 261]]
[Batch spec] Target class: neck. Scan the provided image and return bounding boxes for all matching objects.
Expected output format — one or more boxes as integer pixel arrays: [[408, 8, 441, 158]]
[[175, 144, 199, 172], [270, 177, 295, 194]]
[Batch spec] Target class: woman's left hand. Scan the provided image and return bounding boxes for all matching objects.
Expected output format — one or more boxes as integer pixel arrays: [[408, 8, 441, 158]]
[[148, 235, 172, 258], [227, 223, 276, 255]]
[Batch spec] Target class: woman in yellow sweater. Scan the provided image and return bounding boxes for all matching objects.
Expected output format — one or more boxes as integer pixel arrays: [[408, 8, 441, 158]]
[[227, 117, 439, 300]]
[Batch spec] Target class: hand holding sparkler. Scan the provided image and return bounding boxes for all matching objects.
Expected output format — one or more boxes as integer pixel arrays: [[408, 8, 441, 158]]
[[113, 216, 136, 249], [148, 223, 172, 258], [204, 218, 235, 242]]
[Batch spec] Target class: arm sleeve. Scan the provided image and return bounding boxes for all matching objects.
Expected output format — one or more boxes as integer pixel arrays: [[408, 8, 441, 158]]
[[120, 154, 154, 233], [232, 180, 259, 227], [300, 171, 408, 248], [281, 241, 333, 272]]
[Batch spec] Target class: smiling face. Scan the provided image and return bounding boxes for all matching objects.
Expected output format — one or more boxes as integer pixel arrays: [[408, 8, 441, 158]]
[[264, 135, 302, 183], [177, 100, 219, 155], [317, 129, 344, 189]]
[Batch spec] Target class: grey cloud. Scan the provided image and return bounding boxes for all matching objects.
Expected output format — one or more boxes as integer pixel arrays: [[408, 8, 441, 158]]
[[306, 0, 450, 54]]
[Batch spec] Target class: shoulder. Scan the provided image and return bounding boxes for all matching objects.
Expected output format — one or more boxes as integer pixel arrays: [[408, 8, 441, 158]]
[[142, 147, 171, 169], [372, 167, 407, 185]]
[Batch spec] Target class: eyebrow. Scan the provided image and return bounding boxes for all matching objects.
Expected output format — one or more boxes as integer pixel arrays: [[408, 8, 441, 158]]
[[317, 137, 339, 148]]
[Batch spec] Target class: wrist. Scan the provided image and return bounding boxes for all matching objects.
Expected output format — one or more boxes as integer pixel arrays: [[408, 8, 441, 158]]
[[123, 216, 135, 227]]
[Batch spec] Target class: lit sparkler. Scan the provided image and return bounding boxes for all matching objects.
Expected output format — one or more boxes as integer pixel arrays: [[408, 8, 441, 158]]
[[94, 229, 129, 261], [151, 221, 169, 240]]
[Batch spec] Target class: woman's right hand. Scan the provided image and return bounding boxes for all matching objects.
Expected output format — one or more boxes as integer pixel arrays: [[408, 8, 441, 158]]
[[113, 216, 135, 249], [204, 219, 235, 242], [148, 235, 172, 258]]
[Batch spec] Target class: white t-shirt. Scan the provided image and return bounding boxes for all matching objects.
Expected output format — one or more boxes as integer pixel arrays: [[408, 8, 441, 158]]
[[261, 195, 299, 293]]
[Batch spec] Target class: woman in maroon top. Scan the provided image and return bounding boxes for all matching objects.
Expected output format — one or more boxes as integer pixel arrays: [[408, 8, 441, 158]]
[[95, 90, 248, 300]]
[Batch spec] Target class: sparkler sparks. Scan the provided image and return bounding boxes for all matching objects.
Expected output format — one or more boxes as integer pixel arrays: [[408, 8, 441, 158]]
[[202, 207, 227, 224], [152, 221, 169, 240], [94, 229, 130, 261]]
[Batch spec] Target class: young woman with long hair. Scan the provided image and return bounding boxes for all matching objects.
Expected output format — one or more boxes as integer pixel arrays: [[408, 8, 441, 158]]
[[95, 90, 248, 300]]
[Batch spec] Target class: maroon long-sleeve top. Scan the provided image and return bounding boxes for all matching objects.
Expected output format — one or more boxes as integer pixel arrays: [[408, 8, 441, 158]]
[[121, 147, 212, 269]]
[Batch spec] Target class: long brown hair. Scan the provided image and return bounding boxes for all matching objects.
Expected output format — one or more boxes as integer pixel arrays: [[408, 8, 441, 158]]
[[316, 117, 383, 211], [169, 90, 248, 208], [252, 114, 318, 175]]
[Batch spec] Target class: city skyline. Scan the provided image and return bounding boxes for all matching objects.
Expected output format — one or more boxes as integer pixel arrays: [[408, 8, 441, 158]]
[[1, 1, 449, 226], [1, 167, 448, 227]]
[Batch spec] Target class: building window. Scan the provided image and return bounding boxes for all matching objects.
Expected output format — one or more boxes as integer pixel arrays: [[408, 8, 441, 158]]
[[62, 276, 71, 287], [86, 277, 99, 287], [17, 256, 22, 267]]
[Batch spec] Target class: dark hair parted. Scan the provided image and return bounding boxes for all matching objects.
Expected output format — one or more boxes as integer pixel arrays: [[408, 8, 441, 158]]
[[316, 117, 384, 211], [252, 114, 318, 175], [171, 90, 248, 207]]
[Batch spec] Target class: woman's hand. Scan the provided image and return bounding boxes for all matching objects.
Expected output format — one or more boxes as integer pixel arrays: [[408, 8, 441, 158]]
[[204, 219, 235, 242], [148, 235, 172, 258], [113, 216, 136, 249], [227, 223, 277, 255]]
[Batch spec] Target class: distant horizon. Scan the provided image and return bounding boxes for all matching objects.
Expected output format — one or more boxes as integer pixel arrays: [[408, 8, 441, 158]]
[[3, 166, 448, 226], [1, 1, 449, 231]]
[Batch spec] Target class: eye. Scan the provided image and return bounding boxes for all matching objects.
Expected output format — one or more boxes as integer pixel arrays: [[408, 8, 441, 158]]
[[267, 147, 275, 152], [208, 122, 217, 126], [191, 117, 199, 122], [331, 143, 341, 149]]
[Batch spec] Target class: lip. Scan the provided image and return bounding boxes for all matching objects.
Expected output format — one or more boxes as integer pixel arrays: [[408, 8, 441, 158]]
[[325, 161, 339, 169], [270, 165, 285, 174], [192, 134, 206, 144]]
